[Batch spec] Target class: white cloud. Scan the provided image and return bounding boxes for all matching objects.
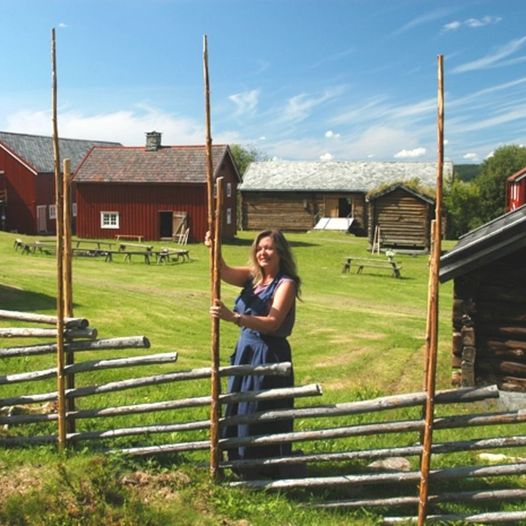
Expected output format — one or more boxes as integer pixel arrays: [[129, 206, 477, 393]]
[[443, 21, 461, 32], [5, 105, 205, 146], [443, 16, 501, 32], [325, 130, 341, 139], [485, 150, 495, 159], [258, 136, 266, 141], [281, 86, 345, 124], [320, 152, 333, 161], [228, 89, 260, 117], [392, 8, 454, 36], [394, 147, 427, 158], [463, 152, 479, 161], [452, 35, 526, 73], [58, 22, 68, 28]]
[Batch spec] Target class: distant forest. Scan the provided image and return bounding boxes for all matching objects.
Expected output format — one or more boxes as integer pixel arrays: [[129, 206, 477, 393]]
[[453, 164, 481, 181]]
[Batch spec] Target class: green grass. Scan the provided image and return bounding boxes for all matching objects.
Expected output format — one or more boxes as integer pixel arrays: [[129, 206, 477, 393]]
[[0, 230, 525, 525]]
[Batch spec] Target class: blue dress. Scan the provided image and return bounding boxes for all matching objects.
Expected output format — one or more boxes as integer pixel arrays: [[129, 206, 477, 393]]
[[223, 273, 295, 464]]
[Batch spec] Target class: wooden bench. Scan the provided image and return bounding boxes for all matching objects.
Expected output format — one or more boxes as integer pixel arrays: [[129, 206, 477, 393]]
[[103, 250, 152, 264], [115, 234, 143, 242], [118, 243, 153, 253], [342, 256, 402, 278], [74, 240, 114, 250], [156, 249, 190, 264]]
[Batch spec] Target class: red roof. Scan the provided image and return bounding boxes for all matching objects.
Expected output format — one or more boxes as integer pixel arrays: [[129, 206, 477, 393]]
[[73, 144, 233, 184]]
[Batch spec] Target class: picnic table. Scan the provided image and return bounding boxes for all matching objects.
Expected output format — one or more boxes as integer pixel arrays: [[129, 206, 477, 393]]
[[342, 256, 402, 278], [115, 234, 143, 242]]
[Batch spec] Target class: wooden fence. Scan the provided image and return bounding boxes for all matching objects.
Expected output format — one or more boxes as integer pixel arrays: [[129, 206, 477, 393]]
[[1, 309, 525, 523]]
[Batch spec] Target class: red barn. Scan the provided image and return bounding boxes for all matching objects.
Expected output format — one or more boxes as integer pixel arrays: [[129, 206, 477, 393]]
[[0, 131, 119, 234], [507, 166, 526, 211], [73, 132, 240, 242]]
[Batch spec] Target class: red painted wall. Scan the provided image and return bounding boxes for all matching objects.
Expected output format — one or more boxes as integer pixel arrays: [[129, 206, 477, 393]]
[[508, 179, 526, 211], [76, 180, 237, 241]]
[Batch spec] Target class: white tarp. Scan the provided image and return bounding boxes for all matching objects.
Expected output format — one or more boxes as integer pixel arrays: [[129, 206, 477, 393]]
[[313, 217, 354, 231]]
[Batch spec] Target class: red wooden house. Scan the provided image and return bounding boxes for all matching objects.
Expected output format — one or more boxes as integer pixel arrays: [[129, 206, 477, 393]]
[[0, 131, 119, 234], [73, 132, 240, 242], [507, 166, 526, 211]]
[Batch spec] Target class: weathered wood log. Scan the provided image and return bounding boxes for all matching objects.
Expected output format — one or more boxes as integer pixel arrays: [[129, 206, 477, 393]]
[[461, 346, 476, 386], [0, 336, 151, 358], [113, 440, 210, 456], [228, 463, 526, 489], [311, 488, 526, 509], [0, 435, 56, 446], [0, 353, 179, 385], [0, 362, 293, 407], [498, 377, 526, 392], [478, 325, 526, 340], [477, 301, 526, 323], [479, 347, 526, 360], [461, 325, 476, 347], [452, 331, 462, 356], [221, 386, 499, 426], [383, 510, 526, 524], [0, 310, 88, 329], [478, 360, 526, 378], [221, 435, 526, 470], [0, 327, 97, 339]]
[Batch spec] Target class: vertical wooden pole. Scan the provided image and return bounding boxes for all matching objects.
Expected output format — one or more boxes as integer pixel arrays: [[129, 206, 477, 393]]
[[63, 158, 75, 434], [417, 54, 444, 526], [51, 27, 67, 451], [203, 34, 221, 480]]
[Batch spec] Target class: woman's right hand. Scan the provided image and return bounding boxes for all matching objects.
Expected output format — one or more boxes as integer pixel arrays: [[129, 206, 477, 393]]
[[204, 230, 212, 248]]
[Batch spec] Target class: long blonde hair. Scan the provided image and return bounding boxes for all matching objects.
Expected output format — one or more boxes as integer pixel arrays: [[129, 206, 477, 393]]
[[249, 230, 301, 298]]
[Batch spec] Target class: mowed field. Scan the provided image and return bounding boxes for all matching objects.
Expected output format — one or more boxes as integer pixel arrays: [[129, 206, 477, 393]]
[[1, 229, 523, 525]]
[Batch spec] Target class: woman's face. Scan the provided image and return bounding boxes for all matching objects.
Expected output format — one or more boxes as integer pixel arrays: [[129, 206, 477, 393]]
[[256, 235, 280, 275]]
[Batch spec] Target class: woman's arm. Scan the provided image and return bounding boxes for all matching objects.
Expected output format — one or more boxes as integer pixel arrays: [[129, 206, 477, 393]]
[[210, 280, 295, 334]]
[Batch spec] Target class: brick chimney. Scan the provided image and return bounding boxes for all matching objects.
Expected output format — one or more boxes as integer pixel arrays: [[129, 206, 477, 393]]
[[145, 131, 162, 151]]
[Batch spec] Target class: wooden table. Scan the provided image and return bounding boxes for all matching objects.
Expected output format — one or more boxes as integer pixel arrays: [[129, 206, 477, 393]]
[[342, 256, 402, 278]]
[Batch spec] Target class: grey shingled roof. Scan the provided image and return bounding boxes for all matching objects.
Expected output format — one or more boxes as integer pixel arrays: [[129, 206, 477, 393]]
[[74, 144, 232, 184], [239, 160, 453, 192], [0, 131, 120, 174], [439, 204, 526, 282]]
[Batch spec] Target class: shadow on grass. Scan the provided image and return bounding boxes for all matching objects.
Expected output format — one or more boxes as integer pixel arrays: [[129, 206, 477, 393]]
[[0, 285, 56, 311]]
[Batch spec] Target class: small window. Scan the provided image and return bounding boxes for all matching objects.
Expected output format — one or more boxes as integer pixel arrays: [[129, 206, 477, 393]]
[[226, 182, 232, 198], [101, 211, 119, 229], [72, 202, 77, 217], [49, 205, 56, 220], [226, 208, 232, 225]]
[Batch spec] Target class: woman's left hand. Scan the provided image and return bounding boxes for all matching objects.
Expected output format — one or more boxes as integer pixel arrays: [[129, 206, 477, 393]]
[[209, 299, 235, 322]]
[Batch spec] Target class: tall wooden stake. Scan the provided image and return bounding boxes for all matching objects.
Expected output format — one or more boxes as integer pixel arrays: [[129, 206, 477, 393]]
[[51, 27, 67, 450], [203, 34, 221, 480], [417, 54, 444, 525], [63, 158, 75, 434]]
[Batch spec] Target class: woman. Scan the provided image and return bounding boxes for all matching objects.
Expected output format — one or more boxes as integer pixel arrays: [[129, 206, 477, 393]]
[[208, 229, 301, 473]]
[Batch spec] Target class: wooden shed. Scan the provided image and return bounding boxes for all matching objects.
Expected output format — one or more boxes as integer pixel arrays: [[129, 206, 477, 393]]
[[74, 133, 240, 242], [440, 204, 526, 393], [367, 184, 434, 252], [240, 160, 452, 235], [0, 131, 119, 234], [507, 166, 526, 211]]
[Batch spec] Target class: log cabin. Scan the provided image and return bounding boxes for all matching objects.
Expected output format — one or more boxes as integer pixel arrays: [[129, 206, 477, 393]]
[[440, 204, 526, 393], [73, 132, 240, 242], [367, 184, 435, 252], [239, 160, 452, 235], [0, 131, 119, 235]]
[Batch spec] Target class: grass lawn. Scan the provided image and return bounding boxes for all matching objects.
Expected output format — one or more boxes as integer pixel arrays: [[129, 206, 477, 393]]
[[0, 229, 524, 525]]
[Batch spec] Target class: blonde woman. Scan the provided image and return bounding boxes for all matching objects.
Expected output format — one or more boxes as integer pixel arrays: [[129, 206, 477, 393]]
[[209, 229, 301, 476]]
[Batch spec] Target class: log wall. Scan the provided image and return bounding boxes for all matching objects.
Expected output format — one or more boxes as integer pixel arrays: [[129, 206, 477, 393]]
[[368, 188, 433, 250], [241, 191, 367, 233], [451, 247, 526, 392]]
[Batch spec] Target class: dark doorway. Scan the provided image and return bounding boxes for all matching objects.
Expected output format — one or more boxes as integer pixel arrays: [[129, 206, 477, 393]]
[[338, 198, 351, 217], [159, 211, 172, 238]]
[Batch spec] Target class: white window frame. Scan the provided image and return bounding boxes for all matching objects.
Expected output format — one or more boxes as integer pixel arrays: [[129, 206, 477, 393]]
[[226, 207, 232, 225], [100, 211, 120, 229], [226, 182, 232, 198], [72, 202, 77, 217], [49, 204, 56, 220]]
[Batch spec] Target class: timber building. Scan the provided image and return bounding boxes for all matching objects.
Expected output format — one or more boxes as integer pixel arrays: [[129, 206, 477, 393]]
[[240, 160, 452, 235], [0, 131, 119, 235], [74, 132, 240, 242], [440, 204, 526, 393], [367, 184, 435, 252]]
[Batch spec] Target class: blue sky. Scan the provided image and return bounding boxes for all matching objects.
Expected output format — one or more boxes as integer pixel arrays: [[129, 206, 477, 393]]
[[1, 0, 525, 164]]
